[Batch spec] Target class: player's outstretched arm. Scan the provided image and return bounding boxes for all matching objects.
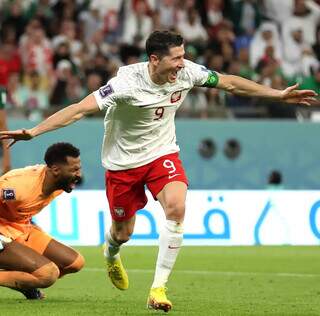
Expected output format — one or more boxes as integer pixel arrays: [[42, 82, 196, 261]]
[[216, 74, 317, 106], [0, 94, 99, 147]]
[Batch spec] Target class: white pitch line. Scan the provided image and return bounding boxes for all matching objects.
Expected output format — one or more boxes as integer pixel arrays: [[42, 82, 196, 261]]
[[83, 268, 320, 278]]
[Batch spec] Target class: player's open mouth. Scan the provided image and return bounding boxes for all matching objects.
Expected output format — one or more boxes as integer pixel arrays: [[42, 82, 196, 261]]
[[169, 71, 178, 81], [70, 183, 77, 189], [70, 177, 80, 189]]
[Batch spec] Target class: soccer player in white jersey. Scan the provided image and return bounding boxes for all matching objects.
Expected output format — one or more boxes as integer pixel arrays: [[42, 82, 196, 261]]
[[0, 30, 316, 312]]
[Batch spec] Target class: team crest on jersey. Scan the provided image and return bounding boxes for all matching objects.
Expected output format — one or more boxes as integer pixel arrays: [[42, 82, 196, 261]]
[[99, 84, 114, 98], [114, 207, 125, 217], [2, 189, 15, 200], [170, 90, 182, 103]]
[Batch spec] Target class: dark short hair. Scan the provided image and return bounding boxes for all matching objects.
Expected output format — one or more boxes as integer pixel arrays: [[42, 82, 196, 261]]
[[44, 142, 80, 167], [146, 30, 184, 58]]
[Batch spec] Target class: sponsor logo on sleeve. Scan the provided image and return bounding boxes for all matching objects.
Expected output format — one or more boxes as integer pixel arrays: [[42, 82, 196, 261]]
[[170, 90, 182, 103], [2, 189, 15, 200], [114, 207, 125, 217], [99, 84, 114, 98]]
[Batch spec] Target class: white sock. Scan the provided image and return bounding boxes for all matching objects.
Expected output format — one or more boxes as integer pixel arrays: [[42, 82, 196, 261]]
[[151, 220, 183, 289], [104, 230, 121, 261]]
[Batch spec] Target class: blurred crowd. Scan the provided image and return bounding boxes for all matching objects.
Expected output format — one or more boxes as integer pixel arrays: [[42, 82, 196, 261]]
[[1, 0, 320, 120]]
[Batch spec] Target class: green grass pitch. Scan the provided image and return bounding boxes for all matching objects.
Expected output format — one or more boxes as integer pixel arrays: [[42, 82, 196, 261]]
[[1, 246, 320, 316]]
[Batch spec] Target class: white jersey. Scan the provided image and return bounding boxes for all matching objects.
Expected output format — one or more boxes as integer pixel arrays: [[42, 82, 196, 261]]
[[93, 59, 210, 170]]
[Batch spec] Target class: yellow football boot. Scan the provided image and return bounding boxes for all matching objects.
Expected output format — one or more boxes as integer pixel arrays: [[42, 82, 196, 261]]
[[147, 287, 172, 312], [106, 255, 129, 290]]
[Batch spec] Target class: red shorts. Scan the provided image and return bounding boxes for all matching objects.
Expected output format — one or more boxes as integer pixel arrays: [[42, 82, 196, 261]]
[[105, 152, 188, 221]]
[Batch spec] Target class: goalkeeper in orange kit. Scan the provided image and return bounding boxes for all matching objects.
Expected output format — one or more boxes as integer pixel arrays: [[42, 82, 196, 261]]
[[0, 142, 84, 299]]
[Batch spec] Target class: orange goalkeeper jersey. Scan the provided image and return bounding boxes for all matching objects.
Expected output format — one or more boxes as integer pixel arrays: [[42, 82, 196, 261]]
[[0, 164, 63, 239]]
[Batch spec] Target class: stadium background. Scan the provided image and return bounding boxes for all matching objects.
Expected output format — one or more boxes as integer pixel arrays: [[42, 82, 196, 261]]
[[1, 0, 320, 315]]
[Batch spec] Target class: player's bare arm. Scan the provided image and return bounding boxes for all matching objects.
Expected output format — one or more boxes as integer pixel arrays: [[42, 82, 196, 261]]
[[0, 94, 99, 147], [204, 72, 317, 106]]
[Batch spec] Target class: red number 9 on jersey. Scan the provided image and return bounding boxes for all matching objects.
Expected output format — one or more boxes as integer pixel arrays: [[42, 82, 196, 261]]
[[154, 107, 164, 120]]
